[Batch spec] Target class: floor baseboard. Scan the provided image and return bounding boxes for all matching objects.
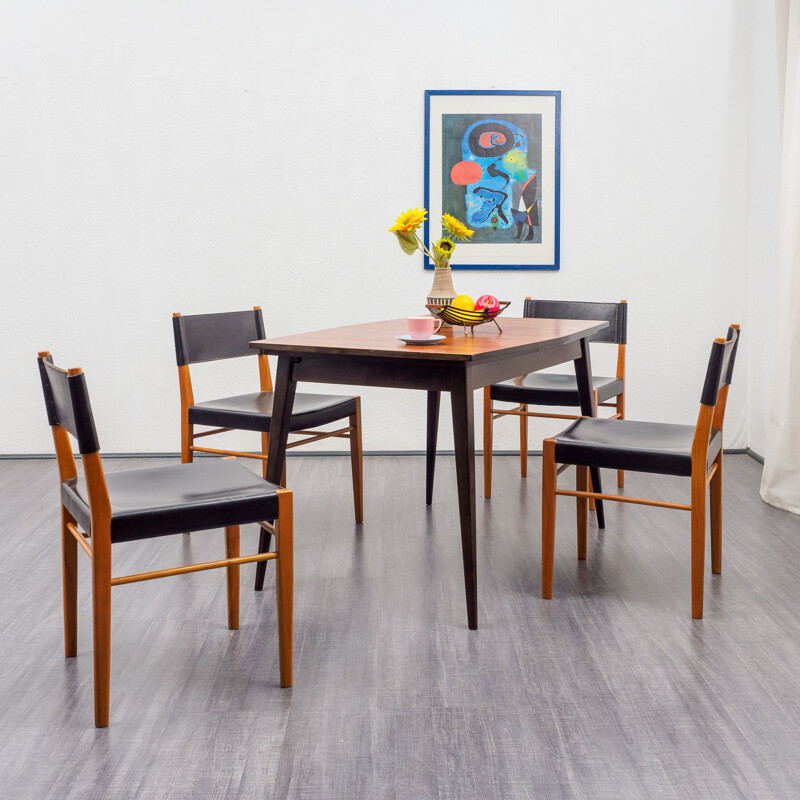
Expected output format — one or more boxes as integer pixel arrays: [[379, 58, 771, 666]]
[[746, 448, 765, 464], [0, 448, 762, 460]]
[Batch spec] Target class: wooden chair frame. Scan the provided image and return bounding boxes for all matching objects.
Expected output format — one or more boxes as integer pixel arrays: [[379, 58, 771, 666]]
[[540, 325, 739, 619], [174, 308, 364, 522], [40, 355, 293, 727], [483, 299, 627, 499]]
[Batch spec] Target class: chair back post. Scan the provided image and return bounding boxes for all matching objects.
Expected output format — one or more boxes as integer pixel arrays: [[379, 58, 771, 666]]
[[253, 306, 273, 392], [52, 425, 79, 483], [711, 385, 730, 433], [82, 448, 112, 548], [66, 367, 112, 542], [711, 324, 740, 431], [690, 404, 716, 472], [37, 355, 112, 545], [691, 325, 741, 468], [615, 300, 627, 381], [38, 352, 79, 484], [172, 313, 195, 414]]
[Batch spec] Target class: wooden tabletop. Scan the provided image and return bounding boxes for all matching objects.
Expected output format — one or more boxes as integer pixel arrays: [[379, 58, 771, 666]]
[[250, 317, 608, 362]]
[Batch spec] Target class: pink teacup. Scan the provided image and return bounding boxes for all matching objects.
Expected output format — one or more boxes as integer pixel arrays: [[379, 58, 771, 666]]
[[407, 316, 443, 339]]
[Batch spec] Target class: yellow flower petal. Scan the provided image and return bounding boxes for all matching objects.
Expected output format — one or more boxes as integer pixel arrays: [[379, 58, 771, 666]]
[[389, 207, 428, 233], [441, 213, 474, 241]]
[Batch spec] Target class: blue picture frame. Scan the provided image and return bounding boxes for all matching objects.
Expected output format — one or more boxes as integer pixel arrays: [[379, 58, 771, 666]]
[[424, 90, 561, 271]]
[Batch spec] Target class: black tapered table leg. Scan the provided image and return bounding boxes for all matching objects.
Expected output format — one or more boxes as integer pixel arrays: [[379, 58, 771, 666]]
[[426, 390, 440, 505], [450, 375, 478, 630], [588, 473, 605, 528], [573, 336, 605, 528], [256, 527, 272, 575], [255, 355, 298, 591]]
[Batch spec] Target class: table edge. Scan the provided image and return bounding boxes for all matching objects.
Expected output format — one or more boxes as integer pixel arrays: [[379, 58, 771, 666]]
[[249, 320, 608, 361]]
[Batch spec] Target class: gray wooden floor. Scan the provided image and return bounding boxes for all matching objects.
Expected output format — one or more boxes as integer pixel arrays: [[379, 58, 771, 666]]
[[1, 454, 799, 799]]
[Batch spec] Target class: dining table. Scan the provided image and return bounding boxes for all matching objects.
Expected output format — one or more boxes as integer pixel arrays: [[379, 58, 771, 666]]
[[250, 316, 608, 630]]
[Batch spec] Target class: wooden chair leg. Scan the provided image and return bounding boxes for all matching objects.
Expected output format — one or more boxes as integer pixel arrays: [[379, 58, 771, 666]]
[[261, 432, 269, 480], [520, 404, 528, 478], [182, 422, 194, 534], [690, 470, 706, 619], [589, 389, 598, 510], [61, 508, 78, 658], [225, 526, 240, 630], [483, 387, 493, 498], [576, 465, 588, 560], [617, 394, 625, 488], [181, 421, 193, 464], [349, 398, 364, 523], [275, 489, 294, 688], [257, 433, 275, 559], [256, 445, 286, 570], [542, 439, 557, 599], [710, 450, 723, 575], [91, 534, 112, 728]]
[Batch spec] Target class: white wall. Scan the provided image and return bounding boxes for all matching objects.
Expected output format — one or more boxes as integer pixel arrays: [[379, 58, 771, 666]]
[[1, 0, 772, 456], [746, 0, 782, 456]]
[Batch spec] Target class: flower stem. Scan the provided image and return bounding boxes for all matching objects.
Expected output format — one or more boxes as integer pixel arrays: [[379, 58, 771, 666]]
[[413, 231, 435, 261]]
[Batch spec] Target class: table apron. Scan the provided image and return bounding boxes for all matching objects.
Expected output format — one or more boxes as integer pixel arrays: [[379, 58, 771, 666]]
[[290, 354, 454, 391], [466, 340, 582, 389], [280, 338, 583, 392]]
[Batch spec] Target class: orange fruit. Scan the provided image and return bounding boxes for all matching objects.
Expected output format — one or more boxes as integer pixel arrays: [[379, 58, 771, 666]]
[[451, 294, 475, 311]]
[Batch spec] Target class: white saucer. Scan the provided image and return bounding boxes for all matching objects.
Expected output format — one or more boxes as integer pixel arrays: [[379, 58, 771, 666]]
[[396, 334, 446, 346]]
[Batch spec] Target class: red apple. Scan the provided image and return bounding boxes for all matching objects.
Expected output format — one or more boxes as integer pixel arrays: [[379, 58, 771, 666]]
[[475, 294, 500, 314]]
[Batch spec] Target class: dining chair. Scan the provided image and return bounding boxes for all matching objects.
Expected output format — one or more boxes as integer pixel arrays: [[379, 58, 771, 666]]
[[484, 299, 627, 500], [540, 325, 740, 619], [37, 352, 293, 727], [172, 307, 364, 525]]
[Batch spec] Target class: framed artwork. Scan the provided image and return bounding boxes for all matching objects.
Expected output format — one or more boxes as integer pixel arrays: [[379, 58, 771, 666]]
[[424, 90, 561, 270]]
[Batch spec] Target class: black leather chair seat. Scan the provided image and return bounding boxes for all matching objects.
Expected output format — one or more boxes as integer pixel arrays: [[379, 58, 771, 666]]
[[490, 373, 623, 406], [553, 418, 722, 477], [188, 391, 357, 433], [62, 460, 281, 543]]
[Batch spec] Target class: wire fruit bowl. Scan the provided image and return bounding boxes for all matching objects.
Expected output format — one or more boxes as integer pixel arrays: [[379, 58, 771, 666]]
[[425, 301, 511, 334]]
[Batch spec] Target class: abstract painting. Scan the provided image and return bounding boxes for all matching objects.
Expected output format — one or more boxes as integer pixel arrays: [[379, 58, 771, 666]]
[[424, 91, 561, 270]]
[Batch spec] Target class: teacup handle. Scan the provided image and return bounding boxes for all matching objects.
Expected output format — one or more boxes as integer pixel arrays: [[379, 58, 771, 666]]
[[432, 319, 443, 334]]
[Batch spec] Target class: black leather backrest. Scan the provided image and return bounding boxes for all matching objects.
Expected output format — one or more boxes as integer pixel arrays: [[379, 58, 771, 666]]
[[173, 309, 266, 366], [724, 325, 741, 386], [700, 326, 740, 406], [523, 299, 627, 344], [37, 355, 100, 454]]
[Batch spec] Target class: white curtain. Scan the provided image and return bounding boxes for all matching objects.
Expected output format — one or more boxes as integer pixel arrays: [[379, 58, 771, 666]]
[[761, 0, 800, 514]]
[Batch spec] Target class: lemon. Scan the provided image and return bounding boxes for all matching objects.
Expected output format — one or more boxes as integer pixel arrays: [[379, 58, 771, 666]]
[[451, 294, 475, 311]]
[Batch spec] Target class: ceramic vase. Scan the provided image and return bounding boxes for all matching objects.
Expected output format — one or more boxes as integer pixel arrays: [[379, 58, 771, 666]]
[[427, 266, 457, 309]]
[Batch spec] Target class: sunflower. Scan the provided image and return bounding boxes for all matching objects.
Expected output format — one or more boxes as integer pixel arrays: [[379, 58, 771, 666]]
[[434, 238, 454, 256], [433, 238, 455, 268], [388, 207, 428, 233], [441, 213, 474, 241], [433, 237, 456, 269]]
